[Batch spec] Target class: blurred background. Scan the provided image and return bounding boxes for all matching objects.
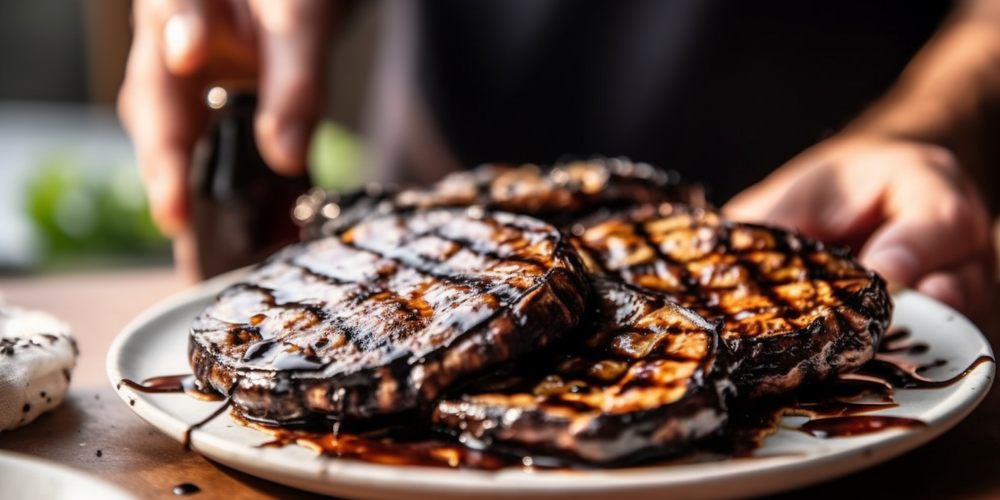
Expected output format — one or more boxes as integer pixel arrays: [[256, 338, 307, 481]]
[[0, 1, 379, 275], [2, 1, 998, 276]]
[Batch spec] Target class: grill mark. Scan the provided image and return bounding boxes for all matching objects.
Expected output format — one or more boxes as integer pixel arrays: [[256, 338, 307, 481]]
[[623, 218, 798, 338], [387, 210, 561, 272], [330, 213, 565, 352], [218, 210, 578, 380], [427, 227, 553, 272], [692, 224, 872, 341], [572, 207, 888, 398], [617, 373, 689, 395], [536, 398, 601, 414], [792, 244, 870, 325], [630, 218, 698, 292], [283, 242, 496, 353], [592, 348, 707, 366], [342, 235, 503, 297], [255, 266, 380, 354], [224, 279, 373, 355], [228, 215, 546, 357], [470, 279, 714, 406], [719, 226, 798, 323]]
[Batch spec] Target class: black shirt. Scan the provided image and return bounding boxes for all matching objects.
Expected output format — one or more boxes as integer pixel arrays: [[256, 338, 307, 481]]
[[416, 0, 949, 202]]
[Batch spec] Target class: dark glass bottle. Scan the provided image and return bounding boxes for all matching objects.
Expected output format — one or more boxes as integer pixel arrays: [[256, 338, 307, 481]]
[[189, 87, 311, 279]]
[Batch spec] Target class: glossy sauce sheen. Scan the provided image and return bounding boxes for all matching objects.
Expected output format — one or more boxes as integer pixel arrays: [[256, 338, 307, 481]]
[[187, 208, 589, 422], [126, 328, 993, 469]]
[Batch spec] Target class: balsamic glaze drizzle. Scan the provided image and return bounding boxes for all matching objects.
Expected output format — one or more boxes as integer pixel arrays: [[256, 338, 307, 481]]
[[118, 375, 224, 401], [120, 328, 993, 469]]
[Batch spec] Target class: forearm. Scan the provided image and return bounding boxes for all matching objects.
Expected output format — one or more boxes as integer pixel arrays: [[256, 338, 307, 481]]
[[845, 0, 1000, 170]]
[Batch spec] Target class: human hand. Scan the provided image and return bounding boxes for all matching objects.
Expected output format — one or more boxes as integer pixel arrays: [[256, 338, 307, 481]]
[[117, 0, 337, 236], [723, 135, 994, 317]]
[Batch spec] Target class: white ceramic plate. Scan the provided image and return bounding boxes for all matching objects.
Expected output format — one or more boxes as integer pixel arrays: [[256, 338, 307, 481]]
[[107, 271, 995, 500], [0, 450, 138, 500]]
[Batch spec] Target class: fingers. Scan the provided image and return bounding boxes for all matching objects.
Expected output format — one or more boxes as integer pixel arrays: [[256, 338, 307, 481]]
[[172, 231, 202, 285], [914, 258, 992, 318], [723, 163, 857, 241], [249, 0, 334, 176], [119, 0, 208, 235], [122, 0, 334, 237], [150, 0, 209, 75], [724, 142, 907, 247], [723, 137, 994, 317]]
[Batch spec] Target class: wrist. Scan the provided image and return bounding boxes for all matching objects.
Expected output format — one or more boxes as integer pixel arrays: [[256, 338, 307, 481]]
[[840, 17, 1000, 172]]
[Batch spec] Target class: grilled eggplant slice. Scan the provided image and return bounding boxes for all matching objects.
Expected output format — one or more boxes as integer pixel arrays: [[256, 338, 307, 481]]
[[434, 277, 733, 464], [574, 204, 892, 397], [297, 158, 700, 239], [189, 208, 588, 422]]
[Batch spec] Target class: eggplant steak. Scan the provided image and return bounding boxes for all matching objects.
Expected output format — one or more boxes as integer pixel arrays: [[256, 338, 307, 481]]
[[297, 158, 700, 239], [189, 208, 589, 422], [574, 204, 892, 397], [434, 277, 733, 464]]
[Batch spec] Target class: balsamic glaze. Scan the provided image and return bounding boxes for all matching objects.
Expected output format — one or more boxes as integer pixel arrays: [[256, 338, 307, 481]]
[[861, 355, 994, 390], [238, 415, 520, 470], [118, 375, 230, 449], [182, 400, 233, 450], [118, 375, 224, 402], [798, 416, 927, 438], [125, 328, 993, 469]]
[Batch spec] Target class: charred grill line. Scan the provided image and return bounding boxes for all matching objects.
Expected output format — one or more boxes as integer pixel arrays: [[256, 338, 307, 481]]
[[721, 226, 799, 317], [206, 281, 378, 356], [631, 218, 698, 292], [299, 217, 570, 355], [284, 237, 503, 354], [426, 227, 554, 272], [339, 233, 505, 298]]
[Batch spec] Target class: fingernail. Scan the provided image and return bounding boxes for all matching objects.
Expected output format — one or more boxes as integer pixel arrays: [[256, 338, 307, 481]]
[[164, 12, 200, 68], [863, 246, 921, 292]]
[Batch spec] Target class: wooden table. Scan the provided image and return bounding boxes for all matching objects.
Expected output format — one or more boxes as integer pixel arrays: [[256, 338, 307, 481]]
[[1, 267, 998, 500]]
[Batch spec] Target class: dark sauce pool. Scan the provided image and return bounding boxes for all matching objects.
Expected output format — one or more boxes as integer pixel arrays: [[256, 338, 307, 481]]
[[120, 328, 993, 470]]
